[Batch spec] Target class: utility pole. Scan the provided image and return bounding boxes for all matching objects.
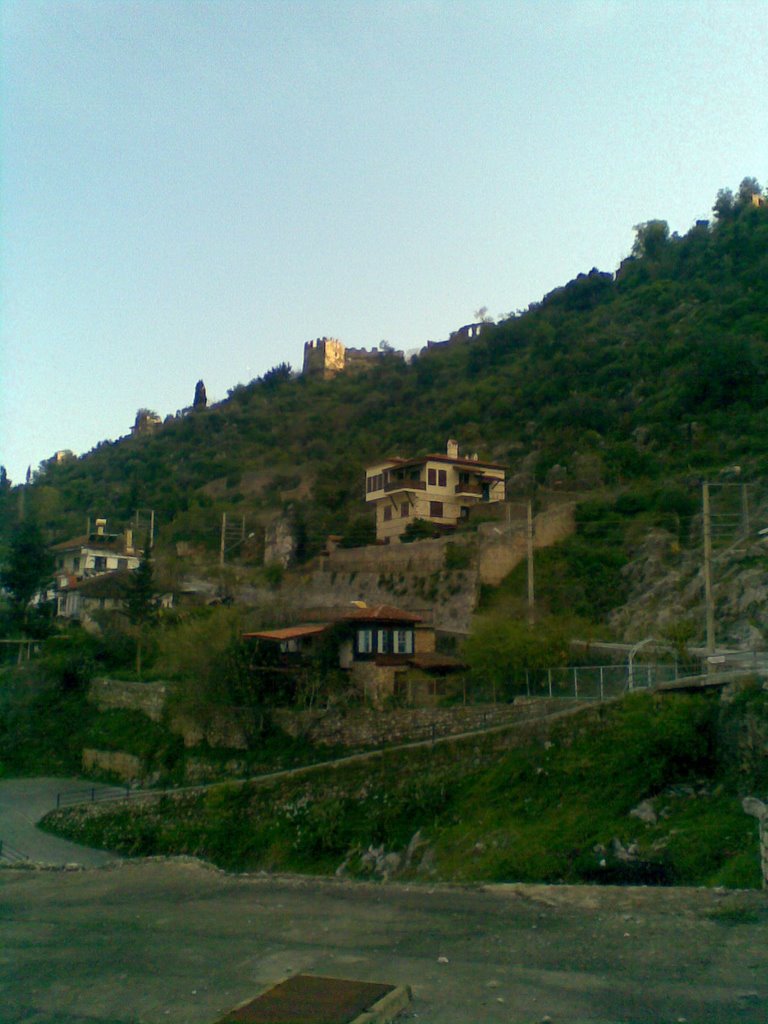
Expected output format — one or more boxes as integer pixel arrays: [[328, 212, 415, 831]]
[[702, 481, 716, 667], [219, 512, 227, 567], [527, 499, 535, 625], [133, 509, 156, 549], [741, 483, 750, 538]]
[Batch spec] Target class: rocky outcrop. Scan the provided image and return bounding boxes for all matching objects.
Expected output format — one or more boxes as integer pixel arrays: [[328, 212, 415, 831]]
[[742, 797, 768, 888], [609, 530, 768, 647], [82, 749, 142, 782]]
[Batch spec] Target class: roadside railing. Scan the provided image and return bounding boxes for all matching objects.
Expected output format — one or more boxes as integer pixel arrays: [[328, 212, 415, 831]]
[[0, 840, 29, 863], [55, 785, 133, 810]]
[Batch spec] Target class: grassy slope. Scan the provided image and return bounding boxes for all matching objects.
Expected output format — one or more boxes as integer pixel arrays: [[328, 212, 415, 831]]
[[41, 690, 767, 888]]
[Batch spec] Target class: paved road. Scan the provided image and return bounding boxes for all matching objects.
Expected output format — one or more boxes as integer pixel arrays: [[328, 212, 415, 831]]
[[0, 777, 120, 866], [1, 858, 766, 1024]]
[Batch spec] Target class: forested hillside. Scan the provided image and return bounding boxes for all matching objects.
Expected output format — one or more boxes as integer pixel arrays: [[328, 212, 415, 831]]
[[2, 179, 767, 559]]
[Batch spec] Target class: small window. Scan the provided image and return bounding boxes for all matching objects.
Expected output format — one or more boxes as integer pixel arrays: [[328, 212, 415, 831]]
[[428, 468, 437, 486], [73, 557, 80, 572], [400, 502, 409, 518], [118, 558, 128, 570], [394, 629, 413, 654], [93, 556, 107, 571], [377, 629, 391, 654], [383, 506, 392, 522], [438, 469, 447, 487], [429, 501, 443, 518], [357, 629, 373, 654]]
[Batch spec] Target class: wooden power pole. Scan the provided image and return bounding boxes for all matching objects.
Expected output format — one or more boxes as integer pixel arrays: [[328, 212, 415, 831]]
[[527, 499, 535, 625], [702, 481, 716, 665]]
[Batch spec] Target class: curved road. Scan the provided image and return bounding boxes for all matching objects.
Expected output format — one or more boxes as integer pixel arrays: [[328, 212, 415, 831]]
[[0, 777, 120, 866]]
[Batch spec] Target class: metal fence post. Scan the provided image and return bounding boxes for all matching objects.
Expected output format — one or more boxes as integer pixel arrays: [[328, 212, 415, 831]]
[[525, 670, 530, 697], [548, 669, 553, 698], [574, 667, 579, 699], [599, 666, 604, 701]]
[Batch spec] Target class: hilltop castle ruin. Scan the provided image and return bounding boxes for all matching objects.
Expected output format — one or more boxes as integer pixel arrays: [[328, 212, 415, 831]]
[[302, 337, 403, 379]]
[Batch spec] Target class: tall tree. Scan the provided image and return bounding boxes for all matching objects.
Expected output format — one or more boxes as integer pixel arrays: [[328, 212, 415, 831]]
[[126, 544, 158, 679], [193, 379, 207, 409], [0, 521, 54, 634], [631, 220, 670, 260]]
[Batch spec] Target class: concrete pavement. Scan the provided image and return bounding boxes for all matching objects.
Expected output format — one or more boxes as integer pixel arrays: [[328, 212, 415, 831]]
[[1, 858, 766, 1024]]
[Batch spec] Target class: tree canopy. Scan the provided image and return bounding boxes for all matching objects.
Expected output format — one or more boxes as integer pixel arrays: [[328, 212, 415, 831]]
[[0, 521, 54, 634]]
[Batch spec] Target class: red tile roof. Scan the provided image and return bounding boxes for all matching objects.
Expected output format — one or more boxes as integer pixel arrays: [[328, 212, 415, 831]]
[[340, 604, 422, 623], [70, 569, 137, 598], [242, 624, 331, 642], [370, 453, 506, 472], [50, 533, 137, 554]]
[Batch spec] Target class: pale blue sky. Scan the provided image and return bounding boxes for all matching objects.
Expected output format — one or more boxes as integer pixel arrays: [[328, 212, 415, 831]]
[[1, 0, 766, 484]]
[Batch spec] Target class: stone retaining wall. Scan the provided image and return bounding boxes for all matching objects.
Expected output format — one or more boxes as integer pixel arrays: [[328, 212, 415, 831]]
[[743, 797, 768, 888], [477, 503, 576, 586], [82, 748, 142, 782], [88, 678, 172, 722], [272, 698, 581, 748]]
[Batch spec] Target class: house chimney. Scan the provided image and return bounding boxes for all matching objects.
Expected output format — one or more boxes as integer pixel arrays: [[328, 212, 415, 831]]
[[446, 439, 459, 459], [95, 518, 106, 536], [125, 528, 134, 554]]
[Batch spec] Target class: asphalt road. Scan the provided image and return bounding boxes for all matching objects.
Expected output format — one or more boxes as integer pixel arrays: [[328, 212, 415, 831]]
[[0, 777, 120, 866], [2, 858, 767, 1024]]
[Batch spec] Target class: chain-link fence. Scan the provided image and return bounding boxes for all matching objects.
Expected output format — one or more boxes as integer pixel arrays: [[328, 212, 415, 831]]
[[513, 662, 682, 701]]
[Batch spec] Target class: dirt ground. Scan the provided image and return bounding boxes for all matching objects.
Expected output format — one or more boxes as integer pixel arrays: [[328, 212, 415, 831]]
[[2, 857, 767, 1024]]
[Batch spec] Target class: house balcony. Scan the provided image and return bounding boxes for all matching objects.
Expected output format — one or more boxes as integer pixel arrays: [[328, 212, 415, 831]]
[[384, 479, 426, 493], [454, 482, 482, 496]]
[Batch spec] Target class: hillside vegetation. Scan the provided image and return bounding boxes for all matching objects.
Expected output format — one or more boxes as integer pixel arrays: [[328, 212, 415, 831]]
[[2, 178, 767, 564], [41, 687, 768, 889]]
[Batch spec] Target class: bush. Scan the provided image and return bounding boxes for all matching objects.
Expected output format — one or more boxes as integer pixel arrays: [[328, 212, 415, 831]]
[[462, 614, 575, 699], [445, 541, 472, 570]]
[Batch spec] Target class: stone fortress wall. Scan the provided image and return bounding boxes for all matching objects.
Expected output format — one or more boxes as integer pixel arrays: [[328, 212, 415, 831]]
[[302, 337, 402, 379]]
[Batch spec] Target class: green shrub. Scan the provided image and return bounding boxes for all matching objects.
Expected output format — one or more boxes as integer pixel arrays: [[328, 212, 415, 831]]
[[444, 541, 472, 570]]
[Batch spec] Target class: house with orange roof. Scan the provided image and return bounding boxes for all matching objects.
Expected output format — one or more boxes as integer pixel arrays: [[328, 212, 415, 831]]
[[244, 603, 464, 707]]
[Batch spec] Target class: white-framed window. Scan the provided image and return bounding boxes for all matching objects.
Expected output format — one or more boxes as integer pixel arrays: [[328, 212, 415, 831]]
[[377, 629, 390, 654], [394, 629, 413, 654], [357, 628, 373, 654]]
